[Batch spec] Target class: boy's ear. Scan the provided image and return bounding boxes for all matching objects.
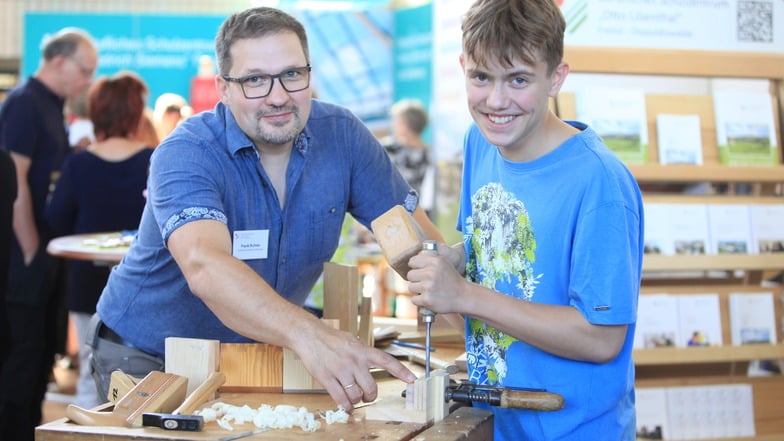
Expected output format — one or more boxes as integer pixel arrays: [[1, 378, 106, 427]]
[[548, 61, 570, 97], [459, 53, 465, 71]]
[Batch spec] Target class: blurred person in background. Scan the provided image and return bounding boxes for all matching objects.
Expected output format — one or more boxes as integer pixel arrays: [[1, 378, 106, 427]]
[[65, 89, 94, 152], [135, 109, 160, 148], [46, 71, 154, 409], [0, 149, 16, 375], [153, 92, 191, 142], [0, 27, 97, 441], [190, 54, 221, 114], [382, 99, 435, 219]]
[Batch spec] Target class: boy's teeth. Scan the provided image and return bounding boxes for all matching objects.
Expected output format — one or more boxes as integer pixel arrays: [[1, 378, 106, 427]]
[[489, 115, 513, 124]]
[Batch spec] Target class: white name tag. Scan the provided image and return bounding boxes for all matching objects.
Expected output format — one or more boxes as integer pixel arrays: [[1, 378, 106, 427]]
[[232, 229, 269, 260]]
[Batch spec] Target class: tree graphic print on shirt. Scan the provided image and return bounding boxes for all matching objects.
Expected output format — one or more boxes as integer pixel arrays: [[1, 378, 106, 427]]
[[464, 182, 541, 386]]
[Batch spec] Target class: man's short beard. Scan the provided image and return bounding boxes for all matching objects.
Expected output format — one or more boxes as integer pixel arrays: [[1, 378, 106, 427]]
[[255, 108, 302, 145], [257, 125, 299, 145]]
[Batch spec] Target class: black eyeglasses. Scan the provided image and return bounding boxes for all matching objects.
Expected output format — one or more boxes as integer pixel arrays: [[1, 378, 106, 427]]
[[222, 65, 312, 99]]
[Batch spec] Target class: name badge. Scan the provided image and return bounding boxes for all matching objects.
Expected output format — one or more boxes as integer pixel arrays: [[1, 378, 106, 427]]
[[232, 230, 269, 260]]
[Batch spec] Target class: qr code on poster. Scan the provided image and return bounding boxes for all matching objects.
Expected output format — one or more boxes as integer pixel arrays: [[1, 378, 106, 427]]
[[737, 1, 773, 42]]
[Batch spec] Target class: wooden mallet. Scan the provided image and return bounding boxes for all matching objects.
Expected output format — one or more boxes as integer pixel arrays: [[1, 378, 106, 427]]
[[371, 205, 425, 278]]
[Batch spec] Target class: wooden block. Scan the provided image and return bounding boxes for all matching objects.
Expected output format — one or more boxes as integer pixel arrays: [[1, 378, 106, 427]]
[[371, 205, 424, 278], [282, 348, 321, 393], [366, 369, 450, 424], [219, 343, 283, 392], [173, 371, 225, 415], [364, 395, 429, 424], [358, 296, 374, 347], [165, 337, 220, 397], [408, 369, 450, 423], [282, 319, 339, 393], [323, 262, 359, 335]]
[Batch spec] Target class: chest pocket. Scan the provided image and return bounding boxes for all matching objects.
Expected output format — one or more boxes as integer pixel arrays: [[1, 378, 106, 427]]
[[305, 205, 346, 263]]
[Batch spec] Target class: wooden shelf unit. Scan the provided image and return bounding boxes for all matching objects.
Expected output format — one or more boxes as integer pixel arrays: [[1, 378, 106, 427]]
[[560, 46, 784, 441]]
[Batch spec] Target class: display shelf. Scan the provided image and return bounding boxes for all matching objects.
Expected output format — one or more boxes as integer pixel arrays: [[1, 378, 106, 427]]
[[643, 254, 784, 273], [627, 164, 784, 184], [563, 46, 784, 79], [634, 344, 784, 366], [561, 46, 784, 441], [635, 376, 784, 439]]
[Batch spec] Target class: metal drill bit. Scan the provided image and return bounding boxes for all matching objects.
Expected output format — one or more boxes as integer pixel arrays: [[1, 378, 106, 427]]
[[421, 240, 438, 378]]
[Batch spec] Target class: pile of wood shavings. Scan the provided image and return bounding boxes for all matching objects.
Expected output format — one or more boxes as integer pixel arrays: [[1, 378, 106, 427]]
[[196, 402, 349, 432]]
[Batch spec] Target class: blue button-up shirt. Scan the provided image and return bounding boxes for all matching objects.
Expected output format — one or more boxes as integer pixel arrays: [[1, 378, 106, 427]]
[[97, 100, 416, 356]]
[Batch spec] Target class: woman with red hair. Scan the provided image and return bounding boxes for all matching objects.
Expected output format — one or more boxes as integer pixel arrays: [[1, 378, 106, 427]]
[[45, 71, 154, 409]]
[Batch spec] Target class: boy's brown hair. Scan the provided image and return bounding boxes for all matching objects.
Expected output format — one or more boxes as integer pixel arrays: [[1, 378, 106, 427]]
[[461, 0, 566, 75]]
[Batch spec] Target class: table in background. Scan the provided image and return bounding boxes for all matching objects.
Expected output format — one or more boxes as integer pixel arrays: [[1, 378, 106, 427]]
[[46, 231, 133, 264]]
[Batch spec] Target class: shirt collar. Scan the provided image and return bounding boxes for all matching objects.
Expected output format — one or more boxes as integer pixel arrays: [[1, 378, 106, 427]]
[[29, 76, 65, 108]]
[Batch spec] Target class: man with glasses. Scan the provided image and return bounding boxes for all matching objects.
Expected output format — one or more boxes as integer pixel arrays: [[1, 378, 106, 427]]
[[92, 7, 441, 413], [0, 27, 97, 441]]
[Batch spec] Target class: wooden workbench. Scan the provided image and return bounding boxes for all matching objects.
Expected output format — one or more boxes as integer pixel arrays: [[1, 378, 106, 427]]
[[36, 346, 492, 440], [36, 389, 490, 440]]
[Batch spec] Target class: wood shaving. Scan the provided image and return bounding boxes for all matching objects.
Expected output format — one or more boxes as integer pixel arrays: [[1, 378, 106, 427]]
[[195, 402, 349, 432]]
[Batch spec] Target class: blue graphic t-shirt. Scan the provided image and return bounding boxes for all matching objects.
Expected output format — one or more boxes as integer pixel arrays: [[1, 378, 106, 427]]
[[457, 121, 644, 440]]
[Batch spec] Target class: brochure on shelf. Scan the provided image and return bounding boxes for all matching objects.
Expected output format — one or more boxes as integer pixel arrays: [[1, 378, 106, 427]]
[[656, 113, 703, 165], [729, 291, 777, 345], [636, 387, 670, 440], [712, 90, 779, 166], [575, 87, 649, 164], [634, 294, 679, 349], [666, 384, 755, 440], [706, 204, 753, 255], [643, 203, 710, 256], [749, 204, 784, 254], [676, 293, 723, 347]]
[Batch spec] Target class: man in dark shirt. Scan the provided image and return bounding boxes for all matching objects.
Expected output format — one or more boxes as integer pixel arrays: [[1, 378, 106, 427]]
[[0, 27, 97, 441], [0, 149, 16, 368]]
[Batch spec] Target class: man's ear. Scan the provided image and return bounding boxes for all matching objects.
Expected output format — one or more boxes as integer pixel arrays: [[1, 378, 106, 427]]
[[215, 75, 230, 104], [548, 61, 570, 97]]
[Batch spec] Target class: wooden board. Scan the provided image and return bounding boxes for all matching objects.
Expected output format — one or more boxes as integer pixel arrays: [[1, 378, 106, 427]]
[[357, 296, 374, 347], [165, 337, 220, 397], [322, 262, 359, 336], [219, 344, 283, 392], [282, 320, 338, 393]]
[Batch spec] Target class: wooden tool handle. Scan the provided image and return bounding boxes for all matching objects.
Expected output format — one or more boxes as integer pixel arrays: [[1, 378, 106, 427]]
[[173, 371, 226, 415], [66, 404, 126, 427], [499, 390, 564, 411]]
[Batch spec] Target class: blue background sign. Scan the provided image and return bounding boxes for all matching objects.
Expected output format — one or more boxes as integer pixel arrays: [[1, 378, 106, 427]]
[[24, 13, 223, 107]]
